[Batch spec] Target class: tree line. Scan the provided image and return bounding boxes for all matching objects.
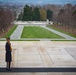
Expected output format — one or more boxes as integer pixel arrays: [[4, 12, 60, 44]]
[[0, 7, 15, 36], [0, 4, 76, 37], [18, 5, 53, 21], [53, 4, 76, 35]]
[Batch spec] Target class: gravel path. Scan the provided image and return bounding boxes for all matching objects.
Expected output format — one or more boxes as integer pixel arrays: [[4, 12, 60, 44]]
[[10, 25, 24, 39], [42, 26, 76, 40]]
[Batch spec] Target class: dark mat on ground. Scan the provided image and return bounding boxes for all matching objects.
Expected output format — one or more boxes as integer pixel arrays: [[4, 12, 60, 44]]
[[0, 68, 76, 72]]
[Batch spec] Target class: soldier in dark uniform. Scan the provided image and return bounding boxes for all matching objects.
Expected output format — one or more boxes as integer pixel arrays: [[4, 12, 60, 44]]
[[5, 38, 12, 70]]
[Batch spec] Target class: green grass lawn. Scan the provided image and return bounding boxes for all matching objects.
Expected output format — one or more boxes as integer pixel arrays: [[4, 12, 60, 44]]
[[21, 26, 64, 38], [47, 25, 76, 38], [4, 25, 17, 38]]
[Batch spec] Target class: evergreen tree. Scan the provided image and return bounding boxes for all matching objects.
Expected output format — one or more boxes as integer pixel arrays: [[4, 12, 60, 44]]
[[46, 9, 53, 21], [32, 7, 40, 21], [22, 5, 33, 21]]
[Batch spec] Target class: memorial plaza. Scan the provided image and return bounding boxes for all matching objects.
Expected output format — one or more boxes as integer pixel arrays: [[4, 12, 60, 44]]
[[0, 41, 76, 75]]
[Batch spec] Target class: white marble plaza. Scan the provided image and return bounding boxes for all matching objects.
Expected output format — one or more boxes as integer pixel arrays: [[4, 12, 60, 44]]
[[0, 41, 76, 68]]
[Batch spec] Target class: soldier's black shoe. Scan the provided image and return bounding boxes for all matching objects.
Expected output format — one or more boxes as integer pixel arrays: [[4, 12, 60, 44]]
[[9, 68, 12, 71], [6, 68, 9, 70]]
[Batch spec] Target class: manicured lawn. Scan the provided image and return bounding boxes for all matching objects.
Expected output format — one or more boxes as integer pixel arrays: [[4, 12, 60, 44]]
[[21, 26, 64, 38], [4, 25, 17, 38], [47, 25, 76, 38]]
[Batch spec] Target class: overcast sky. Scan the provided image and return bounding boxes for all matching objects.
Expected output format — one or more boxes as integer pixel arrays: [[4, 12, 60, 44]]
[[1, 0, 76, 5]]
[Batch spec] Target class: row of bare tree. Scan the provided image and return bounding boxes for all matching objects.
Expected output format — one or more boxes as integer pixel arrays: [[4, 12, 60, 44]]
[[54, 4, 76, 35], [45, 4, 76, 35], [0, 7, 15, 36]]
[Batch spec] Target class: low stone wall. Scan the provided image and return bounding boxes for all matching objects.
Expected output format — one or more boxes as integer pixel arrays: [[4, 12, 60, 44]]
[[14, 21, 47, 26]]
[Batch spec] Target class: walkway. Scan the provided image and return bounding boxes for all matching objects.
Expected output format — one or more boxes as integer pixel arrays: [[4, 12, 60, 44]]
[[42, 26, 76, 40], [10, 25, 24, 39], [0, 41, 76, 74], [0, 41, 76, 68]]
